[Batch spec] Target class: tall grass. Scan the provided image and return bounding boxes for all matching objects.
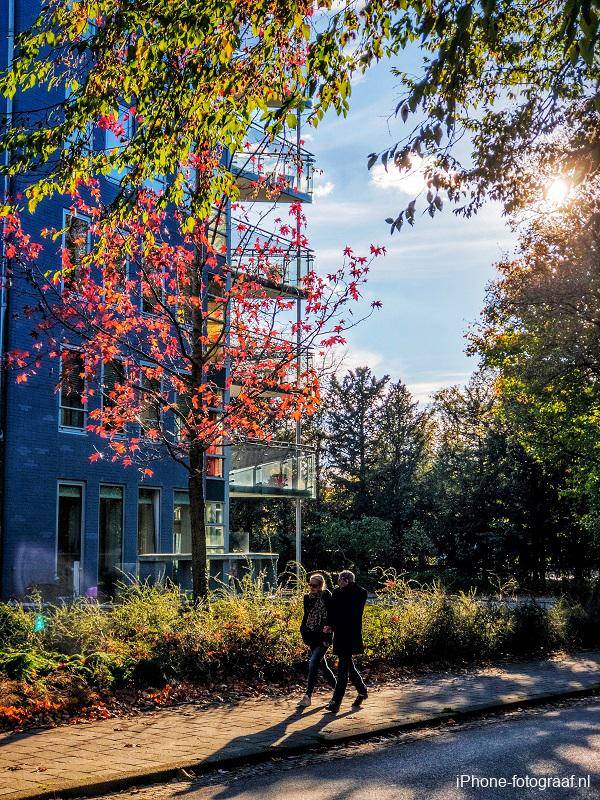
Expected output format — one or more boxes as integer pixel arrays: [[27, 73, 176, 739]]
[[1, 569, 599, 718]]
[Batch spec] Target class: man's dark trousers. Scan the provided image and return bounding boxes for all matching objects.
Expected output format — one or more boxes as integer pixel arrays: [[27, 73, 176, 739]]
[[331, 652, 367, 705]]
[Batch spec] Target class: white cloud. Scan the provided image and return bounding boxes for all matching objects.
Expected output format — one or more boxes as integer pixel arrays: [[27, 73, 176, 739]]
[[370, 157, 431, 196], [408, 372, 471, 405], [336, 346, 384, 374], [313, 180, 335, 198]]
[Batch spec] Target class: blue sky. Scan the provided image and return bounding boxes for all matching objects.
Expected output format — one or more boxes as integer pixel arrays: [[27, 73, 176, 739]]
[[303, 57, 516, 405]]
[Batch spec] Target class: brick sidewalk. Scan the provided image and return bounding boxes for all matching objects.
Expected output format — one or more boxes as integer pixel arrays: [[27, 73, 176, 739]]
[[2, 652, 600, 800]]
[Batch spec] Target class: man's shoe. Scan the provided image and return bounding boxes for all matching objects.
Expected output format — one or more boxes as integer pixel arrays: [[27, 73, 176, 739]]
[[298, 694, 312, 708], [325, 701, 340, 713], [351, 692, 368, 708]]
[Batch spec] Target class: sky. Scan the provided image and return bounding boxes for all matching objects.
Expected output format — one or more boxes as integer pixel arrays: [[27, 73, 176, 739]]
[[302, 57, 517, 406]]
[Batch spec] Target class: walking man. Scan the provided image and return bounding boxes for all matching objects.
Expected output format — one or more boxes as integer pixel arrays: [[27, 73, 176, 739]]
[[325, 570, 368, 713]]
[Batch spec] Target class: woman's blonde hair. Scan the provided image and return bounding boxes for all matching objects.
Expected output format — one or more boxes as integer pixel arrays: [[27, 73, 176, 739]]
[[309, 573, 325, 587]]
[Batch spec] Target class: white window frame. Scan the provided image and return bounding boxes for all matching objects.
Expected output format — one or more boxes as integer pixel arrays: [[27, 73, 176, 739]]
[[58, 345, 87, 434], [137, 486, 161, 555], [61, 209, 91, 294], [55, 480, 86, 595], [98, 483, 125, 588]]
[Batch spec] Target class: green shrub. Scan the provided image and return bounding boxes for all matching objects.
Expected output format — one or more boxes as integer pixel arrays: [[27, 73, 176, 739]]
[[0, 604, 33, 649], [0, 649, 61, 680], [1, 575, 597, 708]]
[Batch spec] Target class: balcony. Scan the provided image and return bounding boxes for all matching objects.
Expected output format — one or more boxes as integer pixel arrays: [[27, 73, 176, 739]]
[[230, 218, 314, 298], [230, 125, 314, 203], [229, 440, 316, 499], [229, 343, 314, 400]]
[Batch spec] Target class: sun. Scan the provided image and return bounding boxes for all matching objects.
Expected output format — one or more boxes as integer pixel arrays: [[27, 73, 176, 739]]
[[545, 177, 571, 207]]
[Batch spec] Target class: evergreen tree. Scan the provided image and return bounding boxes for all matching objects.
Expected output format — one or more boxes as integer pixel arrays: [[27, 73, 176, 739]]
[[324, 368, 389, 517], [372, 380, 432, 543]]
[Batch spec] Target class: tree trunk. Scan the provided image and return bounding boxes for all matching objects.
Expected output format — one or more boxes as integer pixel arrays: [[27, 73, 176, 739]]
[[189, 445, 208, 601]]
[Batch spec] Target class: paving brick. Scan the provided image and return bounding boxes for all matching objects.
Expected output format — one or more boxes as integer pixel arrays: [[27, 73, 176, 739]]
[[3, 652, 600, 800]]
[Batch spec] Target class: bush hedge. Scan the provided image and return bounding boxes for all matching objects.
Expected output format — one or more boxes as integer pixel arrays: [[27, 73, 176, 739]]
[[1, 573, 600, 728]]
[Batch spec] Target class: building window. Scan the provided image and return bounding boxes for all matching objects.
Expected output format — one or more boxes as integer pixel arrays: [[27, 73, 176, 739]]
[[98, 485, 123, 596], [62, 212, 91, 291], [59, 349, 86, 430], [139, 370, 161, 432], [105, 106, 133, 184], [174, 392, 192, 442], [101, 359, 126, 432], [205, 446, 224, 477], [103, 251, 129, 295], [138, 488, 159, 554], [173, 492, 224, 553], [173, 490, 191, 554], [57, 483, 84, 595], [141, 268, 164, 315], [205, 410, 224, 477]]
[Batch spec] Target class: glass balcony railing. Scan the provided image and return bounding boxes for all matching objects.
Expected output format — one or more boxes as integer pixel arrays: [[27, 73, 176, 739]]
[[230, 125, 315, 202], [230, 218, 314, 294], [229, 440, 316, 499]]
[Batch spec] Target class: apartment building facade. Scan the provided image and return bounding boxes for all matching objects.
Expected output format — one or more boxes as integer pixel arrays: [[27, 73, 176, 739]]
[[0, 0, 316, 599]]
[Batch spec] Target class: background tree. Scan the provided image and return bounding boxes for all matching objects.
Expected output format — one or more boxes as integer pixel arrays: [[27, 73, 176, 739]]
[[371, 379, 432, 543], [324, 366, 389, 517], [425, 375, 580, 589], [470, 182, 600, 575]]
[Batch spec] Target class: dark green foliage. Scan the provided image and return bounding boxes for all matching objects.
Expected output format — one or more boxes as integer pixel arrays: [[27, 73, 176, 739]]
[[324, 367, 389, 517], [0, 604, 33, 649]]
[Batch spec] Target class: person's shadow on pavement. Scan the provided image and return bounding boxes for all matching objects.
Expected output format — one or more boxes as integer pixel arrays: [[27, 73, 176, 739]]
[[172, 700, 358, 799]]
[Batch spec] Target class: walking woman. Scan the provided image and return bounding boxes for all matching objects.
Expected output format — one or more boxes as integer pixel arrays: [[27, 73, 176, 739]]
[[298, 573, 336, 708]]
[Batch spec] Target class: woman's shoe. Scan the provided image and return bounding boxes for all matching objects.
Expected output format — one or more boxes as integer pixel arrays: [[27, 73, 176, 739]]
[[351, 692, 368, 707], [298, 694, 312, 708], [325, 701, 340, 713]]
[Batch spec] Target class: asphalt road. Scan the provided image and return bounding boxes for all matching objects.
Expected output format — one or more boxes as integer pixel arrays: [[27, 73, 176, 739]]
[[113, 698, 600, 800]]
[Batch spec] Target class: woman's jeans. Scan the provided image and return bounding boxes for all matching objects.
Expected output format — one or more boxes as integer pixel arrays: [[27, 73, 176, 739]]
[[331, 654, 367, 705], [306, 644, 336, 696]]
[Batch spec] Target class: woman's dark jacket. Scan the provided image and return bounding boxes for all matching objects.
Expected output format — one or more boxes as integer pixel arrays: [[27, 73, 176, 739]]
[[300, 589, 333, 648], [328, 583, 368, 655]]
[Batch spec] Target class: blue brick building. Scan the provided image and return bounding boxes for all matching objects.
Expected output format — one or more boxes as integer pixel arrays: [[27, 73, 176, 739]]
[[0, 0, 316, 600]]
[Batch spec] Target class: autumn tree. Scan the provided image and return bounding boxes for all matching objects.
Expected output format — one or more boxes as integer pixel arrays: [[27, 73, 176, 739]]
[[470, 181, 600, 558], [2, 181, 383, 599]]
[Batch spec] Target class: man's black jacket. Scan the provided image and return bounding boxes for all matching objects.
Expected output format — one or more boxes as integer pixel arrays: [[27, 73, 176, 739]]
[[328, 582, 368, 655]]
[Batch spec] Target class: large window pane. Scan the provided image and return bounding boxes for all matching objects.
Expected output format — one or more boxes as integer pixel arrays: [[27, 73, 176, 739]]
[[57, 484, 83, 595], [64, 214, 90, 267], [99, 485, 123, 596], [173, 490, 191, 553], [105, 108, 132, 184], [60, 350, 86, 429], [138, 488, 159, 554], [173, 494, 224, 553], [139, 372, 161, 431]]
